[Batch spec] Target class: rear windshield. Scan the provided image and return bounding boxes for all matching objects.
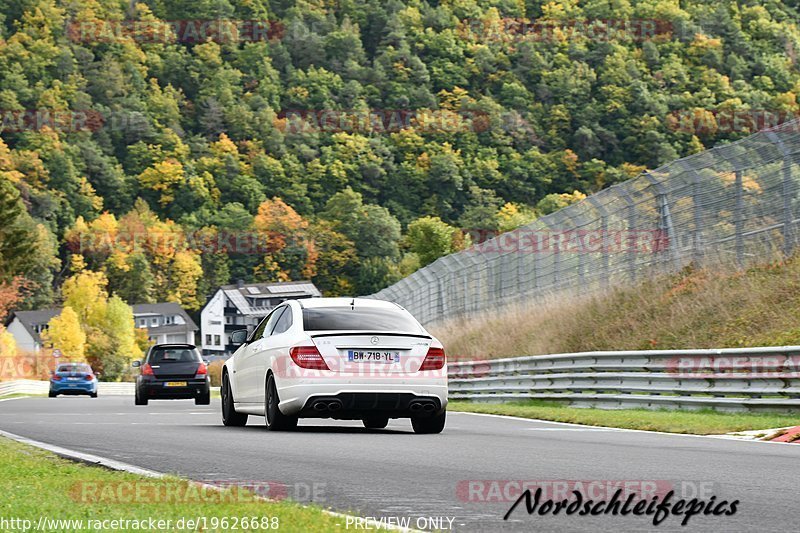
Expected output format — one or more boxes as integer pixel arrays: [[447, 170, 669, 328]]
[[147, 347, 201, 363], [57, 364, 91, 373], [302, 307, 423, 333]]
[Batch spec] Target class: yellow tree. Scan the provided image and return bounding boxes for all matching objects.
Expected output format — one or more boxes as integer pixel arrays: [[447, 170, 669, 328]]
[[42, 307, 86, 361], [62, 270, 109, 326], [137, 159, 185, 207]]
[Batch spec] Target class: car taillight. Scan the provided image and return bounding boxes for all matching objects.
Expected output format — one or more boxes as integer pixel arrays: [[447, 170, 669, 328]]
[[196, 363, 208, 375], [85, 374, 94, 380], [419, 347, 446, 371], [52, 375, 62, 381], [141, 363, 154, 376], [289, 345, 329, 370]]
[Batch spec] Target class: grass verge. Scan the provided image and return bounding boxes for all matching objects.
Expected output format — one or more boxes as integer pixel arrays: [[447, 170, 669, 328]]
[[0, 436, 357, 532], [448, 400, 800, 435]]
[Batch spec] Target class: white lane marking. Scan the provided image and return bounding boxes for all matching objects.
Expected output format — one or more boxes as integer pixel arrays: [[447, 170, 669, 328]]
[[0, 429, 422, 532], [450, 411, 800, 447]]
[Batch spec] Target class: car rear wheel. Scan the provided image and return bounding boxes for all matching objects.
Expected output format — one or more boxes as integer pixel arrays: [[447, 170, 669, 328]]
[[90, 392, 98, 398], [221, 374, 248, 427], [411, 411, 446, 434], [134, 388, 148, 406], [363, 417, 389, 429], [48, 391, 56, 398], [265, 374, 297, 431]]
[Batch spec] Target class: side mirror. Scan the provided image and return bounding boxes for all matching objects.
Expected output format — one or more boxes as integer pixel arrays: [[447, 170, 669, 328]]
[[230, 329, 248, 347], [131, 360, 142, 368]]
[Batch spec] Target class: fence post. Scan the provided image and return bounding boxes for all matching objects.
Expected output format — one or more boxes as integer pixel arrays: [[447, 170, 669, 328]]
[[618, 187, 637, 282], [734, 169, 745, 268], [764, 130, 796, 257], [586, 196, 610, 288], [644, 172, 680, 270]]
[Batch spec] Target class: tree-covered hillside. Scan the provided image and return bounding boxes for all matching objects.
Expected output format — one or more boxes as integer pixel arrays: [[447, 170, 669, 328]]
[[2, 0, 800, 312]]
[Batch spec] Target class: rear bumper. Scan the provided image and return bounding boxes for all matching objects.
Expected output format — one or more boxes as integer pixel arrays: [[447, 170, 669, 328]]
[[276, 376, 448, 418], [50, 381, 96, 394], [138, 378, 210, 399]]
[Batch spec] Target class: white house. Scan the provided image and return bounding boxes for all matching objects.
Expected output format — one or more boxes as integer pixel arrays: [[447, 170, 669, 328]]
[[4, 308, 60, 353], [200, 280, 321, 358], [131, 302, 198, 345]]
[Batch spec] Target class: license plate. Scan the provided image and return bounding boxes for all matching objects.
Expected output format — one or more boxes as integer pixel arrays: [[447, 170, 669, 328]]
[[67, 377, 80, 381], [347, 350, 400, 363], [164, 381, 187, 387]]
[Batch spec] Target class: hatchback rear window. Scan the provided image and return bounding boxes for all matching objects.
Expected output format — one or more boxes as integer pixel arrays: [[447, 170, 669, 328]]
[[302, 307, 423, 333], [57, 364, 91, 373], [148, 347, 201, 363]]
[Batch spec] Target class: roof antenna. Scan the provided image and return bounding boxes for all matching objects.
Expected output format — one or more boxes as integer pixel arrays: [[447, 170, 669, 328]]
[[350, 298, 355, 310]]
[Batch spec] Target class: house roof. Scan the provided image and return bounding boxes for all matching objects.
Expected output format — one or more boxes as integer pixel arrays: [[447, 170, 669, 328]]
[[4, 308, 61, 344], [210, 280, 322, 316], [132, 302, 198, 331]]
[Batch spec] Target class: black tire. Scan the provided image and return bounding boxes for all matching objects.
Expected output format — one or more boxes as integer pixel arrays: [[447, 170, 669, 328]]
[[221, 374, 248, 426], [48, 391, 56, 398], [195, 391, 211, 405], [265, 374, 297, 431], [411, 410, 446, 434], [90, 392, 98, 398], [134, 388, 148, 406], [363, 417, 389, 429]]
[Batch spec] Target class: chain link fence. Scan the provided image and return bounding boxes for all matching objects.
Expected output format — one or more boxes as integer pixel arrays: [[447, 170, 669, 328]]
[[370, 120, 800, 324]]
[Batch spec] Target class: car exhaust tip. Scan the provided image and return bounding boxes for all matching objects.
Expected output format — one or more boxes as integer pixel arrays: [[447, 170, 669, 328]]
[[422, 403, 436, 412], [313, 401, 329, 412], [409, 402, 423, 412], [328, 401, 342, 411]]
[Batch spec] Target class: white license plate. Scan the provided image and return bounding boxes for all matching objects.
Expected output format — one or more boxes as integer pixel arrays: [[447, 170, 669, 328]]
[[67, 377, 80, 381], [347, 350, 400, 363], [164, 381, 187, 387]]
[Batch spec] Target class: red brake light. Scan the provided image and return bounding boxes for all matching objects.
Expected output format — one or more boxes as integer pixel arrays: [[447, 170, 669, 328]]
[[52, 375, 62, 381], [419, 347, 446, 371], [289, 345, 329, 370], [196, 363, 208, 375], [141, 363, 154, 376], [85, 374, 94, 380]]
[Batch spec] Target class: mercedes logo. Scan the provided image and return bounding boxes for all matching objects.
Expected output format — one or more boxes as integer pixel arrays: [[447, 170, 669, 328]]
[[370, 336, 379, 345]]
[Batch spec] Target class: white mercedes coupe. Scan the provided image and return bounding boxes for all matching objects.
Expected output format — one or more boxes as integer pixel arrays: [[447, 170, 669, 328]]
[[221, 298, 448, 433]]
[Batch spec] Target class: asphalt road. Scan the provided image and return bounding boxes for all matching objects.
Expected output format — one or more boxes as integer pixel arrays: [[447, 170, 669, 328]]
[[0, 396, 798, 532]]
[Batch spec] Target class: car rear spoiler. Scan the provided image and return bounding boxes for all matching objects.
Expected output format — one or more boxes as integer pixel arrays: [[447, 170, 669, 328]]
[[309, 331, 432, 340]]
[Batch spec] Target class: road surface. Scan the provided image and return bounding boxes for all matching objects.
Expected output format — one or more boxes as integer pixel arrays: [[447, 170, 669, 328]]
[[0, 396, 797, 532]]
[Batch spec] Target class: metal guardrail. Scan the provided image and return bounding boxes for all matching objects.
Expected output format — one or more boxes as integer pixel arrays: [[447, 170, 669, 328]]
[[447, 346, 800, 413]]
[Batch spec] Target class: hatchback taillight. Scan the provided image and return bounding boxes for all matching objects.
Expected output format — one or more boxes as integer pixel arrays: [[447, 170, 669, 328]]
[[196, 363, 208, 375], [419, 347, 446, 371], [289, 345, 329, 370], [52, 375, 62, 381], [85, 374, 94, 380], [141, 363, 154, 376]]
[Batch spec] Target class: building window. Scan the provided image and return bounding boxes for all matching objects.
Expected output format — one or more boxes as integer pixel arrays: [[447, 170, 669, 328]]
[[165, 315, 174, 325], [205, 334, 212, 345], [150, 317, 158, 327], [214, 335, 221, 346], [225, 316, 232, 324], [138, 319, 146, 328]]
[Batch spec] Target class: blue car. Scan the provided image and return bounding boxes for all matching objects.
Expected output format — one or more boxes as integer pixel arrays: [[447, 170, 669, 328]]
[[49, 362, 98, 398]]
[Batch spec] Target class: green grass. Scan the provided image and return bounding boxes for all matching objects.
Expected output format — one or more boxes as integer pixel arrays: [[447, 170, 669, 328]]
[[0, 437, 363, 532], [448, 400, 800, 435]]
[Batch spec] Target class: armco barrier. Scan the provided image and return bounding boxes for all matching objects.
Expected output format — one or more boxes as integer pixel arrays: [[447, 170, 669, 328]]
[[447, 346, 800, 413]]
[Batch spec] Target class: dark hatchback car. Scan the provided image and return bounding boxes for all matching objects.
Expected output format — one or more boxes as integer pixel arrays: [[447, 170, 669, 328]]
[[133, 344, 210, 406]]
